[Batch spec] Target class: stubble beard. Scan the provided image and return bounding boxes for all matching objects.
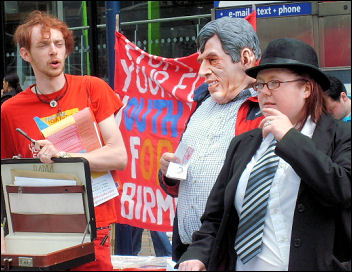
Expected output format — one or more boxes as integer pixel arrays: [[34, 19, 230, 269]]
[[45, 64, 65, 78]]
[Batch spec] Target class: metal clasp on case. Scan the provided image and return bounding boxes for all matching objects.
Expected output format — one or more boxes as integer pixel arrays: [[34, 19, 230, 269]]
[[18, 257, 33, 267], [3, 257, 13, 271]]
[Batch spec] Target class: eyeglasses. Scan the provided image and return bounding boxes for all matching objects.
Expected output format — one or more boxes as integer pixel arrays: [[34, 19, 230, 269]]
[[252, 79, 308, 92]]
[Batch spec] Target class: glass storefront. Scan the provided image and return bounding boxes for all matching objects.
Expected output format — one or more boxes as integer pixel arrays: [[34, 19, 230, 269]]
[[1, 1, 213, 90], [2, 1, 109, 88], [119, 1, 212, 57]]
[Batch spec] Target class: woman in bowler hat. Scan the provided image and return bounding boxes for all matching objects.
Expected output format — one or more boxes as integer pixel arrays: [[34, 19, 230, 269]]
[[176, 38, 351, 271]]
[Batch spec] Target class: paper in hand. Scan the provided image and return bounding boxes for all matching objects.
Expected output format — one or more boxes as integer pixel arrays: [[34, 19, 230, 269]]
[[166, 142, 194, 180]]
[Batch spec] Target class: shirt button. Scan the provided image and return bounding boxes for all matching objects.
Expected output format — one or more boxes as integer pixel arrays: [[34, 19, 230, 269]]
[[297, 203, 305, 213], [273, 208, 279, 214], [294, 238, 301, 247]]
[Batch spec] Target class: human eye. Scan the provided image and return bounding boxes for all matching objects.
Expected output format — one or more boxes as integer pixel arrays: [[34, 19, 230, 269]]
[[268, 80, 280, 89], [56, 40, 64, 47], [37, 42, 47, 48]]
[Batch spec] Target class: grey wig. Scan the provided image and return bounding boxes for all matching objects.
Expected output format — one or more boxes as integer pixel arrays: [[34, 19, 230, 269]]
[[197, 17, 261, 63]]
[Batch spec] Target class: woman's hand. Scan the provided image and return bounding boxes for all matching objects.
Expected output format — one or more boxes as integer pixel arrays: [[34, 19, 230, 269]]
[[179, 259, 206, 271], [160, 152, 180, 175], [259, 108, 294, 140]]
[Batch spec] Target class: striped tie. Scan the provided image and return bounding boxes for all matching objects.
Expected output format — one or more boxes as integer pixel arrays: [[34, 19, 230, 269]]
[[234, 139, 279, 264]]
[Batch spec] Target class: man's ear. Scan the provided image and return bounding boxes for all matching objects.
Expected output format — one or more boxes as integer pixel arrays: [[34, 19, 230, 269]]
[[241, 48, 256, 69], [19, 47, 31, 63]]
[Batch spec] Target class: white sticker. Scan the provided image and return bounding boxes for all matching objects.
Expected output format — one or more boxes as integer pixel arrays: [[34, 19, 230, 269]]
[[166, 142, 194, 180]]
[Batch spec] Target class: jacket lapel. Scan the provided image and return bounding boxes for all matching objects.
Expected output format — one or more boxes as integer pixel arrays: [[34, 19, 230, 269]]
[[297, 114, 334, 197], [311, 114, 335, 154]]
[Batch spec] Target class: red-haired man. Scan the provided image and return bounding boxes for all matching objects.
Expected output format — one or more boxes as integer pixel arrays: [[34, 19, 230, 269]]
[[1, 10, 127, 270]]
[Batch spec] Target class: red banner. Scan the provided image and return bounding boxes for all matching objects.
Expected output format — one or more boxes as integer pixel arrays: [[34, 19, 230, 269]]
[[114, 31, 204, 231], [246, 11, 256, 32], [114, 12, 257, 231]]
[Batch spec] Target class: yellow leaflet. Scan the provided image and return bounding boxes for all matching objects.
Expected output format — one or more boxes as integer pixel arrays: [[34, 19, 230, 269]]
[[42, 108, 79, 126]]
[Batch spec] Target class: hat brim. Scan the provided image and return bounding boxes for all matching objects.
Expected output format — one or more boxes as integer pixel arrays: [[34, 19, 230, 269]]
[[246, 62, 330, 91]]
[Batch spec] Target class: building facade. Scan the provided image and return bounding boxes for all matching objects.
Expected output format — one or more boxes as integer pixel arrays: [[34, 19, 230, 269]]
[[1, 1, 350, 92]]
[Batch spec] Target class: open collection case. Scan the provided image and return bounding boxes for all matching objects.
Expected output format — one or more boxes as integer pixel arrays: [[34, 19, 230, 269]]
[[1, 158, 96, 271]]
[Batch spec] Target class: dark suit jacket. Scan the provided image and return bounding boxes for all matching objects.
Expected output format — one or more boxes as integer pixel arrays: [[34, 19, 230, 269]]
[[178, 114, 351, 271]]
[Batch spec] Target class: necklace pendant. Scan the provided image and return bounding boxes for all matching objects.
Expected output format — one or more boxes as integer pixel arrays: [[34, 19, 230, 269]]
[[50, 100, 58, 108]]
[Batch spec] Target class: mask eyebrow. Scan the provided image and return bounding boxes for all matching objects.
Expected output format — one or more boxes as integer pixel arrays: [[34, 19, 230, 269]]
[[197, 52, 218, 63], [205, 52, 217, 59]]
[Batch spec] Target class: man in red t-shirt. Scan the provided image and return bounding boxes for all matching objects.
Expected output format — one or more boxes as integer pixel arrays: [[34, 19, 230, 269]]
[[1, 10, 127, 270]]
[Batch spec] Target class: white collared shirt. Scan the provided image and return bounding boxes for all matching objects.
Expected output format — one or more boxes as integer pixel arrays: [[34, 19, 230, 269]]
[[235, 116, 316, 271]]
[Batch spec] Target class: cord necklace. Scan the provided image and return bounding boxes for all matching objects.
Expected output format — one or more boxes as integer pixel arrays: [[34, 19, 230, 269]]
[[34, 74, 68, 108]]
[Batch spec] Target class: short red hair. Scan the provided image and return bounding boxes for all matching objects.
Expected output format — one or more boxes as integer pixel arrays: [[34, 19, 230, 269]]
[[14, 10, 74, 55]]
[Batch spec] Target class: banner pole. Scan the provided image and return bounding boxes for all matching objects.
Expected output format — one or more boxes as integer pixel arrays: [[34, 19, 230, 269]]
[[106, 1, 120, 89]]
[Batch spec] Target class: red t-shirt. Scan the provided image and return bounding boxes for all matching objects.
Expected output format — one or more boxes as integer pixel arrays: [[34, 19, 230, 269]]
[[1, 74, 123, 227]]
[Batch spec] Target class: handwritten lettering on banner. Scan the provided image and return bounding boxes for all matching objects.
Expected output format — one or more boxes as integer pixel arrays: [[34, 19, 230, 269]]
[[114, 31, 204, 231]]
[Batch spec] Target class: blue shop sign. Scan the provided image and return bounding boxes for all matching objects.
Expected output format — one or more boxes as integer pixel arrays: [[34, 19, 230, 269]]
[[215, 2, 312, 19]]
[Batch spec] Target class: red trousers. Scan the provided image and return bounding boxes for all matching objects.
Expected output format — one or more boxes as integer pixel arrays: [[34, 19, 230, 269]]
[[71, 227, 113, 271]]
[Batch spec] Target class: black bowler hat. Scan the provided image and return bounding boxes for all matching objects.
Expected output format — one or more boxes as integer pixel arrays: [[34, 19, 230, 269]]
[[246, 38, 330, 90]]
